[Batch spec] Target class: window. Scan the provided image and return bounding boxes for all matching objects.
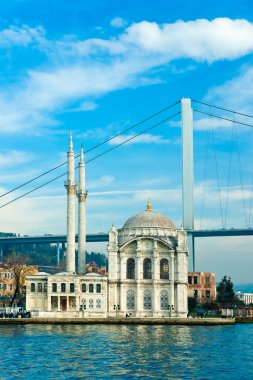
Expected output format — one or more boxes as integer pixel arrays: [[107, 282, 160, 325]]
[[89, 299, 94, 308], [3, 284, 7, 291], [194, 290, 198, 298], [188, 276, 192, 284], [96, 299, 101, 309], [52, 283, 57, 292], [38, 283, 42, 292], [0, 273, 1, 278], [0, 284, 1, 290], [5, 273, 7, 278], [194, 276, 198, 285], [10, 284, 13, 291], [160, 259, 169, 280], [44, 283, 48, 292], [143, 290, 152, 310], [126, 290, 135, 310], [70, 283, 75, 293], [96, 284, 101, 293], [206, 290, 210, 298], [126, 258, 135, 279], [82, 283, 86, 293], [61, 283, 66, 293], [31, 283, 35, 292], [143, 258, 152, 279], [160, 290, 169, 310], [89, 284, 94, 293], [206, 276, 210, 285]]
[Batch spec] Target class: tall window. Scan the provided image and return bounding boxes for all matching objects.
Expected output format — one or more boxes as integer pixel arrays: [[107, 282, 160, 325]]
[[82, 283, 86, 293], [61, 283, 66, 293], [143, 258, 152, 279], [160, 290, 169, 310], [38, 283, 42, 292], [126, 290, 135, 310], [194, 276, 198, 284], [160, 259, 169, 279], [126, 258, 135, 279], [44, 283, 48, 292], [143, 290, 152, 310], [52, 283, 57, 292], [96, 284, 101, 293], [70, 283, 75, 293], [31, 283, 35, 292], [89, 284, 94, 293]]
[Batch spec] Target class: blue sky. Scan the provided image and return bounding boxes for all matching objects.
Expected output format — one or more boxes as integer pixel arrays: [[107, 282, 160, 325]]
[[0, 0, 253, 283]]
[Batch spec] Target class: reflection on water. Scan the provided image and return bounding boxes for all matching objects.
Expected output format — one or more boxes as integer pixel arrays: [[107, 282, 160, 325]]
[[0, 324, 253, 379]]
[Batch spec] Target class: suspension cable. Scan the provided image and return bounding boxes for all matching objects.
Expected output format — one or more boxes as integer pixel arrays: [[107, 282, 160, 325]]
[[224, 116, 234, 228], [209, 112, 224, 228], [192, 99, 253, 120], [0, 100, 180, 199], [200, 121, 211, 229], [193, 109, 253, 128], [0, 111, 181, 210]]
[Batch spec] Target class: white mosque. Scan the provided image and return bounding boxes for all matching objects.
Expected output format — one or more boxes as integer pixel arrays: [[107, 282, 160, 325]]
[[26, 135, 188, 318]]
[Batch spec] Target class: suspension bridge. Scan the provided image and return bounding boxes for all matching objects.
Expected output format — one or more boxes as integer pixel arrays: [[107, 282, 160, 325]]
[[0, 98, 252, 271]]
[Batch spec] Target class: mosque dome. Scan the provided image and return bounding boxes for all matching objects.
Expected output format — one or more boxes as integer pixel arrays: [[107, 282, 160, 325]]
[[122, 201, 175, 229]]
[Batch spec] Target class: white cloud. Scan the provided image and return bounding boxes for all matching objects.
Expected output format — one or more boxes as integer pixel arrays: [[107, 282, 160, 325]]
[[0, 150, 33, 167], [108, 133, 172, 145], [206, 66, 253, 116], [110, 17, 128, 29], [0, 24, 45, 48], [2, 18, 253, 134]]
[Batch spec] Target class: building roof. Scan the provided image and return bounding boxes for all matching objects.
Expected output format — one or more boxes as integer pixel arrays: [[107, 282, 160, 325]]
[[122, 201, 175, 229]]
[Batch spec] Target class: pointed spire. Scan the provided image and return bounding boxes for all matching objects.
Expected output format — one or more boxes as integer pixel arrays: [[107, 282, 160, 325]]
[[146, 199, 152, 211], [80, 144, 84, 163], [69, 131, 73, 152]]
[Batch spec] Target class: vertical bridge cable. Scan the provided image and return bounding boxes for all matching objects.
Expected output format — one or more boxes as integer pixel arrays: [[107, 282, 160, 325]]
[[233, 119, 248, 228], [249, 174, 253, 227], [210, 111, 224, 229], [200, 120, 211, 229], [224, 117, 234, 228]]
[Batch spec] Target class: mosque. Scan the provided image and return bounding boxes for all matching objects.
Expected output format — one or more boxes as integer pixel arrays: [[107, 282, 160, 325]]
[[26, 135, 189, 318]]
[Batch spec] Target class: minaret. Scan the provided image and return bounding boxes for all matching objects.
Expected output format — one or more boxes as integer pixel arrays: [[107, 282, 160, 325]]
[[76, 145, 87, 274], [64, 132, 76, 273]]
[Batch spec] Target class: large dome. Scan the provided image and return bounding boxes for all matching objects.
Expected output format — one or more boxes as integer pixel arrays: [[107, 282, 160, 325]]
[[122, 202, 175, 229]]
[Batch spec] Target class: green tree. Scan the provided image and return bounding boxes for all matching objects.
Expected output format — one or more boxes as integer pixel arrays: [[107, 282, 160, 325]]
[[217, 276, 235, 305]]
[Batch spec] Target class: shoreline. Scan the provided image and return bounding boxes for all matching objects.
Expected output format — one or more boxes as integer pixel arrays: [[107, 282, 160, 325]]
[[0, 317, 235, 325]]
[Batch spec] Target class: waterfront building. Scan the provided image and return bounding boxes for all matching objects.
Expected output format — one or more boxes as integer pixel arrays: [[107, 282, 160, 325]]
[[187, 272, 216, 303], [0, 264, 38, 307], [235, 291, 253, 305], [26, 135, 188, 318]]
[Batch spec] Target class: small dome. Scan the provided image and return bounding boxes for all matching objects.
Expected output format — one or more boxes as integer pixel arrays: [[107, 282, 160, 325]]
[[123, 202, 175, 229]]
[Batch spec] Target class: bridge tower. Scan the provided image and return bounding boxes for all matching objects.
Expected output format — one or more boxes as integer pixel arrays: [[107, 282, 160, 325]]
[[77, 145, 87, 274], [181, 98, 195, 271], [64, 132, 76, 273]]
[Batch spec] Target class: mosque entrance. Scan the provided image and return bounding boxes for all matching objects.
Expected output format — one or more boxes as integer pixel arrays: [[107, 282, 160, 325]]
[[60, 297, 67, 311]]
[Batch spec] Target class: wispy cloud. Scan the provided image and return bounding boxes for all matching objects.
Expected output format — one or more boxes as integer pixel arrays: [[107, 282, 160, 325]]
[[0, 150, 33, 167], [110, 17, 128, 29], [108, 133, 172, 145], [1, 18, 253, 134]]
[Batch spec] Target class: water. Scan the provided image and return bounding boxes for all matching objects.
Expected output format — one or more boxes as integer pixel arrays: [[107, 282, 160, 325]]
[[0, 324, 252, 379]]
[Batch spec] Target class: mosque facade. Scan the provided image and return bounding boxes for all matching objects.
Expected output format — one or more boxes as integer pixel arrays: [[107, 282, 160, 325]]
[[26, 136, 188, 318]]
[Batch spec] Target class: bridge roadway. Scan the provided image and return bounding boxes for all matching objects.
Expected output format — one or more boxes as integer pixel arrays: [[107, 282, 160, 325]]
[[0, 229, 253, 246]]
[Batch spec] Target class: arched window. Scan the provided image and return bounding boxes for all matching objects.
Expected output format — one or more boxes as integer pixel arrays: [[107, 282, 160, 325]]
[[126, 258, 135, 279], [160, 290, 169, 310], [160, 259, 169, 280], [143, 258, 152, 279], [61, 283, 66, 293], [143, 290, 152, 310], [38, 283, 42, 292], [44, 283, 48, 292], [52, 283, 57, 292], [70, 283, 75, 293], [31, 283, 35, 292], [126, 290, 135, 310]]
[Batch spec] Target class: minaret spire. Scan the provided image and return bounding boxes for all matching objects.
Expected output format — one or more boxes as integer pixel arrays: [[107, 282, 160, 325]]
[[64, 132, 76, 273], [77, 144, 87, 274]]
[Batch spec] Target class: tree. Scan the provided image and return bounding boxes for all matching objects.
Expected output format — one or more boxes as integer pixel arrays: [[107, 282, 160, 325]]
[[217, 276, 235, 305], [188, 297, 197, 312]]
